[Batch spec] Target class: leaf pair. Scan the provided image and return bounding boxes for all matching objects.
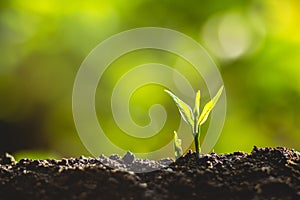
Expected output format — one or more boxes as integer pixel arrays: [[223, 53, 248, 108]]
[[165, 86, 223, 132]]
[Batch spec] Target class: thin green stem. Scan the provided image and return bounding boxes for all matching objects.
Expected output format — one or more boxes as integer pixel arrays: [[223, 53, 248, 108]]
[[193, 125, 201, 156]]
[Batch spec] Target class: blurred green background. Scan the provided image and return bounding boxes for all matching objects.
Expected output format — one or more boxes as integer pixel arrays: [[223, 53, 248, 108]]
[[0, 0, 300, 159]]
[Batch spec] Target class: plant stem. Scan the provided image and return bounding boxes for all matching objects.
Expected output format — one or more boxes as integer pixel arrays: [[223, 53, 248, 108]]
[[194, 126, 201, 156]]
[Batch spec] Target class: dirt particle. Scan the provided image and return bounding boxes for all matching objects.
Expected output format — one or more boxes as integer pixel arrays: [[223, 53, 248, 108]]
[[261, 166, 271, 174], [139, 183, 148, 188], [122, 152, 135, 164], [255, 184, 262, 193], [127, 171, 135, 175], [165, 168, 173, 172]]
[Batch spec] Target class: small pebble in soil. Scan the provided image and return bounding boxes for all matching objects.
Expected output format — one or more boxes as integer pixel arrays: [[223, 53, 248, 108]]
[[139, 183, 148, 188], [122, 151, 135, 164]]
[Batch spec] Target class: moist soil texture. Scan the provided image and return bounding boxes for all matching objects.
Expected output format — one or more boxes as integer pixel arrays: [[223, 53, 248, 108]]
[[0, 146, 300, 200]]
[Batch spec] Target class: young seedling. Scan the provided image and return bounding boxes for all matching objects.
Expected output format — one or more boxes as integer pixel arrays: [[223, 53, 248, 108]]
[[173, 131, 183, 160], [165, 86, 224, 157]]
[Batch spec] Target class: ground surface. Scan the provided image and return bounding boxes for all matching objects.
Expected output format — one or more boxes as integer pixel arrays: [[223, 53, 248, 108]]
[[0, 146, 300, 199]]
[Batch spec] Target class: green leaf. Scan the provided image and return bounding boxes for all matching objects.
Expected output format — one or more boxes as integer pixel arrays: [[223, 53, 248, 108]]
[[165, 90, 194, 127], [193, 90, 201, 119], [197, 86, 224, 126], [173, 131, 183, 160]]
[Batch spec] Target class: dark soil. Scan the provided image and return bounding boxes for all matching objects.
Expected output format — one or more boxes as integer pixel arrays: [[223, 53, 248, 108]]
[[1, 146, 300, 200]]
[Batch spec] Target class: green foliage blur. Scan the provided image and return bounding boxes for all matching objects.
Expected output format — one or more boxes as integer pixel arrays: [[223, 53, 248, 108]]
[[0, 0, 300, 158]]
